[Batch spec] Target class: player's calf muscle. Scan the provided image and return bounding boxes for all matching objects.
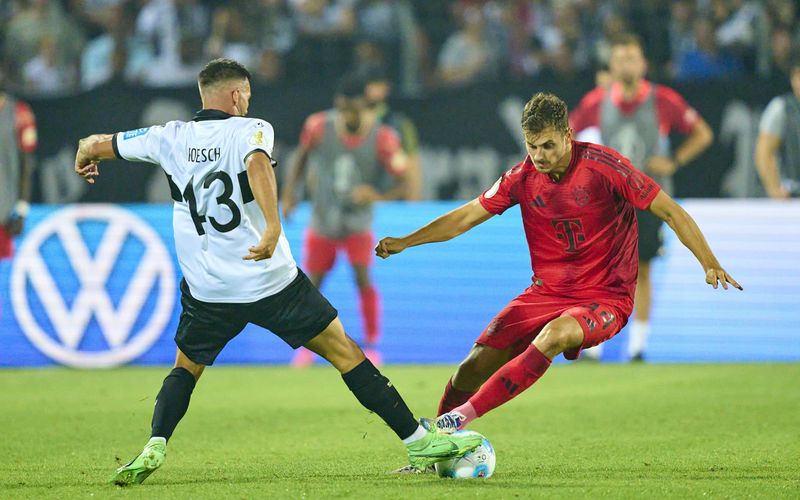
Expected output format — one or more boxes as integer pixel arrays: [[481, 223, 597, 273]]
[[453, 345, 509, 391]]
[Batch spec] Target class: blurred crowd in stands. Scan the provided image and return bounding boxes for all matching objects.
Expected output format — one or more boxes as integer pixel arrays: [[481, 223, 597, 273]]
[[1, 0, 798, 97]]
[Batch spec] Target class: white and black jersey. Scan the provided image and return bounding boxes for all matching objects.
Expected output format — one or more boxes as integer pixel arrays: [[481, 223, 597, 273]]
[[114, 109, 298, 303]]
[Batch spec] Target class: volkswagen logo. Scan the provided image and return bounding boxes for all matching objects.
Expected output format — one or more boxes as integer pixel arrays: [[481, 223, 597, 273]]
[[10, 205, 175, 368]]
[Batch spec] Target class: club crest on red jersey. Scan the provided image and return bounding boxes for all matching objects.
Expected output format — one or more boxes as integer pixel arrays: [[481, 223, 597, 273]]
[[572, 186, 591, 206]]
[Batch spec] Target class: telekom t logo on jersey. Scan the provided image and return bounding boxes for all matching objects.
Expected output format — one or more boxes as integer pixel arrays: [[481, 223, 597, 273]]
[[551, 219, 585, 252]]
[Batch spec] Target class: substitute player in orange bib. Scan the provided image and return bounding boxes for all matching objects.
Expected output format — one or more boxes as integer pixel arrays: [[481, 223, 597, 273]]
[[377, 92, 740, 436]]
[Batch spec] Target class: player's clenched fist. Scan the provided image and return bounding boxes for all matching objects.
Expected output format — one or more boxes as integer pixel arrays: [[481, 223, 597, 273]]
[[375, 237, 406, 259]]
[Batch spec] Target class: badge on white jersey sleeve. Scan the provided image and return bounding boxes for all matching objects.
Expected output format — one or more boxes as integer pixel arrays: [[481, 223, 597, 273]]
[[114, 125, 166, 164], [240, 119, 276, 166]]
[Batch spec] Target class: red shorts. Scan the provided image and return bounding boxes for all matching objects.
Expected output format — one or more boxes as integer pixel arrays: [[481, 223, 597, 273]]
[[0, 225, 13, 259], [302, 229, 374, 274], [476, 286, 632, 360]]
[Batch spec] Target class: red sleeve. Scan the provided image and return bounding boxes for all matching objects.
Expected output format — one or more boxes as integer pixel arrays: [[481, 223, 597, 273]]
[[299, 112, 326, 150], [594, 146, 661, 210], [655, 85, 699, 135], [376, 125, 404, 175], [478, 161, 524, 215], [15, 101, 37, 153], [569, 87, 605, 133]]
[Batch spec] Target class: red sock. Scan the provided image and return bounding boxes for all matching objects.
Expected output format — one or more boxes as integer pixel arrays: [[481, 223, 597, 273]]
[[359, 285, 380, 346], [437, 378, 475, 416], [468, 344, 551, 418]]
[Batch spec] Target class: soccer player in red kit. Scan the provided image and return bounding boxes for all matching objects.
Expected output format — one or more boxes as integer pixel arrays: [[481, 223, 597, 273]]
[[376, 93, 740, 436], [570, 34, 714, 361]]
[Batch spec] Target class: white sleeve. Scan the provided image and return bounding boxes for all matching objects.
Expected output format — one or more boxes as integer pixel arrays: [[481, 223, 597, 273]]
[[113, 125, 165, 164], [759, 97, 786, 139], [240, 119, 275, 166]]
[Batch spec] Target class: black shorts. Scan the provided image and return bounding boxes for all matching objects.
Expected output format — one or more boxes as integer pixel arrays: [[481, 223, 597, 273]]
[[636, 208, 664, 262], [175, 269, 338, 365]]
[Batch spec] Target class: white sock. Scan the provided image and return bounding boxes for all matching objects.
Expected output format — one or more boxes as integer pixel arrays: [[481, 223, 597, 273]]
[[582, 344, 604, 359], [401, 425, 428, 445], [147, 436, 166, 447], [628, 320, 650, 357]]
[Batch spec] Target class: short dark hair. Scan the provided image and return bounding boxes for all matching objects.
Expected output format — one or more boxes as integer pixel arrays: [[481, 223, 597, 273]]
[[521, 92, 569, 137], [610, 33, 644, 50], [335, 73, 366, 98], [198, 58, 251, 88]]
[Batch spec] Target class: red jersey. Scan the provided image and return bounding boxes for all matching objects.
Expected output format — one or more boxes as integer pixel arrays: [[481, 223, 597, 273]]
[[479, 141, 661, 303], [569, 80, 699, 137]]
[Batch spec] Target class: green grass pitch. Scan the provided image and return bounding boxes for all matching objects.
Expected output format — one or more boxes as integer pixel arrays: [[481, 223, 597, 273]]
[[1, 363, 798, 499]]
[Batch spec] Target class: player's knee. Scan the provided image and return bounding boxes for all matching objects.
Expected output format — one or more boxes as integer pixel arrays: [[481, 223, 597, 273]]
[[536, 319, 582, 354]]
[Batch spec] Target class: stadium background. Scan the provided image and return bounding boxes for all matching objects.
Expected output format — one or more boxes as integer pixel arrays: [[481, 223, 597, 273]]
[[1, 0, 799, 368]]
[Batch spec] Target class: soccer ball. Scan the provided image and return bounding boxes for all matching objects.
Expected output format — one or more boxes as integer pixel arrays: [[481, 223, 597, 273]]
[[434, 430, 496, 479]]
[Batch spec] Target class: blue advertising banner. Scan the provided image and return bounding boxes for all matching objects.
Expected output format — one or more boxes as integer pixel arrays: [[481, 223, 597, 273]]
[[1, 201, 798, 367]]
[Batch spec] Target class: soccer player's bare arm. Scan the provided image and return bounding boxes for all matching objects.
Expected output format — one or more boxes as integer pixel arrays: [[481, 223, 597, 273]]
[[754, 132, 789, 199], [673, 117, 714, 167], [648, 191, 742, 290], [375, 198, 493, 258], [280, 144, 310, 218], [244, 151, 281, 261], [74, 133, 116, 184]]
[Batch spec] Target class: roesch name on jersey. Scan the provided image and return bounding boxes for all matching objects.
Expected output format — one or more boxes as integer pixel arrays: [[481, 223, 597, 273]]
[[188, 147, 222, 163], [113, 114, 298, 303]]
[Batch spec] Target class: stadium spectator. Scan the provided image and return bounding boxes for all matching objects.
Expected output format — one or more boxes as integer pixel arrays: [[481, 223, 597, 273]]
[[755, 52, 800, 198], [713, 0, 768, 73], [436, 6, 497, 87], [291, 0, 357, 82], [675, 17, 745, 80], [80, 2, 152, 89], [206, 6, 257, 68], [135, 0, 209, 87], [22, 36, 77, 96], [669, 0, 699, 73], [4, 0, 84, 91], [251, 0, 297, 55], [253, 48, 286, 84]]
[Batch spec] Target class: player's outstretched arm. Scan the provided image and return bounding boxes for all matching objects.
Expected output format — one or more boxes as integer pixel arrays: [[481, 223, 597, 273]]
[[244, 151, 282, 261], [648, 191, 743, 291], [74, 133, 116, 184], [375, 198, 493, 258]]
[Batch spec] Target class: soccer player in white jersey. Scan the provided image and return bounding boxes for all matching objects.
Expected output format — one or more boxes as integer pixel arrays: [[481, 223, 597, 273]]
[[73, 58, 481, 486]]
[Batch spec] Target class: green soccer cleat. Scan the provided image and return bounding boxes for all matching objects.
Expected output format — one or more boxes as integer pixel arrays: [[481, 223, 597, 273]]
[[405, 426, 483, 471], [389, 464, 435, 474], [109, 440, 166, 486]]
